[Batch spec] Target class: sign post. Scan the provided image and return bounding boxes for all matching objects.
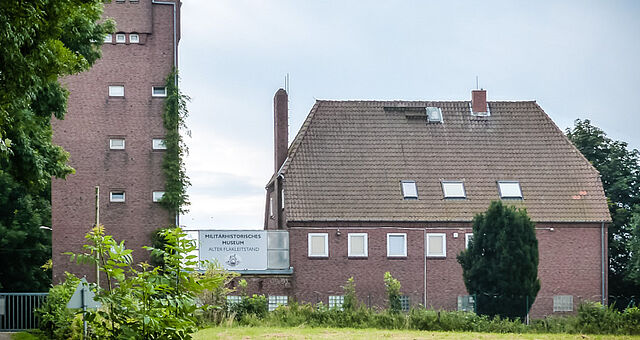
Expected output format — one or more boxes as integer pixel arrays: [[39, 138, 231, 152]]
[[67, 278, 101, 338]]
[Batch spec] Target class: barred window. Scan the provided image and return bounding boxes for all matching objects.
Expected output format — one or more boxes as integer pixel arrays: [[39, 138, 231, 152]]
[[328, 295, 344, 310], [268, 295, 288, 311]]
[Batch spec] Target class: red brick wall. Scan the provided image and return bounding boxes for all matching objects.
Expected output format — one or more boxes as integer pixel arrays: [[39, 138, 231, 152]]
[[51, 1, 179, 283], [278, 222, 605, 318]]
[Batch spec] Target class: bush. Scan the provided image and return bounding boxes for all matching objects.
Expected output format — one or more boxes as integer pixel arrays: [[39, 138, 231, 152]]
[[231, 294, 268, 322], [35, 273, 81, 339]]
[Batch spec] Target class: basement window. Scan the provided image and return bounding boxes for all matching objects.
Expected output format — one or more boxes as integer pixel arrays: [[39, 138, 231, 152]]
[[442, 181, 466, 199], [226, 296, 242, 306], [115, 33, 126, 43], [401, 181, 418, 199], [387, 233, 407, 257], [152, 191, 165, 202], [328, 296, 344, 310], [400, 296, 410, 312], [348, 233, 368, 257], [108, 85, 125, 97], [152, 86, 167, 97], [110, 191, 125, 202], [426, 233, 446, 257], [268, 296, 288, 311], [129, 33, 139, 44], [109, 138, 125, 150], [553, 295, 573, 312], [308, 233, 328, 257], [152, 139, 166, 150], [498, 181, 523, 199]]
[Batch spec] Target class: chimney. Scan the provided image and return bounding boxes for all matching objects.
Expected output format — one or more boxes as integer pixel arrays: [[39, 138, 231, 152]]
[[274, 88, 288, 172], [471, 89, 487, 113]]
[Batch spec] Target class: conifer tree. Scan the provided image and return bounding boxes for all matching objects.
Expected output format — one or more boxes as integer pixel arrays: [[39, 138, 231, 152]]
[[457, 201, 540, 319]]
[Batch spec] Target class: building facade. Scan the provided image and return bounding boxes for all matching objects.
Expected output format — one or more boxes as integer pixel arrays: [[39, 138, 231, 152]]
[[261, 89, 610, 318], [51, 0, 181, 282]]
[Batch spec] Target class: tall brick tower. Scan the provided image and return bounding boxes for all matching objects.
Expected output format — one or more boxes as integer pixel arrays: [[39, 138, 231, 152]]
[[51, 0, 181, 282]]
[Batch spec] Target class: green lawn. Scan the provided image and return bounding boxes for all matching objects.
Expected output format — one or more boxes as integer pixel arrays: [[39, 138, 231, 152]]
[[194, 326, 640, 340]]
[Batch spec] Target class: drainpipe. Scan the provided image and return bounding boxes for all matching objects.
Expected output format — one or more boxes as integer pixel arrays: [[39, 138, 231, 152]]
[[601, 222, 606, 306], [152, 0, 179, 227], [424, 229, 427, 306]]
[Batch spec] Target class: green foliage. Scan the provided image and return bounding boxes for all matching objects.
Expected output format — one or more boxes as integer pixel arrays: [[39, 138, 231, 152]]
[[566, 119, 640, 300], [161, 70, 191, 220], [457, 201, 540, 320], [342, 276, 357, 311], [149, 227, 171, 268], [0, 171, 51, 291], [196, 261, 239, 325], [383, 272, 402, 314], [63, 226, 226, 339], [230, 295, 269, 321], [35, 272, 80, 339]]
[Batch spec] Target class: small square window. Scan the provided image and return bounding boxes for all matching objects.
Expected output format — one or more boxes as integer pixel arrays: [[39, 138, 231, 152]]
[[308, 233, 328, 257], [129, 34, 139, 43], [348, 233, 368, 257], [498, 181, 523, 199], [465, 233, 473, 249], [108, 85, 124, 97], [401, 181, 418, 199], [152, 86, 167, 97], [152, 191, 165, 202], [328, 295, 344, 310], [152, 139, 167, 150], [426, 233, 446, 257], [109, 138, 125, 150], [442, 181, 466, 198], [399, 296, 410, 312], [115, 33, 126, 43], [268, 296, 288, 311], [387, 233, 407, 257], [103, 34, 113, 43], [553, 295, 573, 312], [226, 295, 242, 306], [110, 191, 125, 202]]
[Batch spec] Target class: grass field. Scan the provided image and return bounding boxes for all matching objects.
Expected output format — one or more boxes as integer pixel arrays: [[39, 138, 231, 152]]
[[193, 326, 640, 340]]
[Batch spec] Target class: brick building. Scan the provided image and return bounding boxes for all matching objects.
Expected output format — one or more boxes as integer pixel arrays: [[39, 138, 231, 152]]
[[262, 89, 610, 317], [51, 0, 181, 282]]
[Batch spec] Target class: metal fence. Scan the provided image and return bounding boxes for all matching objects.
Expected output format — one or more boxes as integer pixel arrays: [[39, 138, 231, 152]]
[[0, 293, 48, 331]]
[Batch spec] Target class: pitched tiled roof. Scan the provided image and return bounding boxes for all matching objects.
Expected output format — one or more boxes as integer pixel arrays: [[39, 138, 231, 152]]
[[278, 100, 611, 223]]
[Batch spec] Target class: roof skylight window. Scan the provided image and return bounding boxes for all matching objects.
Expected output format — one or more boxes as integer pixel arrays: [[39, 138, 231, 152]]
[[401, 181, 418, 199], [442, 181, 466, 198], [426, 107, 443, 123], [498, 181, 523, 199]]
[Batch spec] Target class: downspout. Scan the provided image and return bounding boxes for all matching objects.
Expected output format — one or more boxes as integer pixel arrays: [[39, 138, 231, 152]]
[[601, 222, 606, 306], [424, 229, 427, 306], [152, 0, 179, 226]]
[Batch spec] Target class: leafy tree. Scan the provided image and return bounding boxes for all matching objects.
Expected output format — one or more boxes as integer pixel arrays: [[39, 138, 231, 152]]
[[342, 276, 358, 311], [384, 272, 402, 314], [627, 210, 640, 285], [0, 171, 52, 291], [457, 201, 540, 320], [566, 119, 640, 304]]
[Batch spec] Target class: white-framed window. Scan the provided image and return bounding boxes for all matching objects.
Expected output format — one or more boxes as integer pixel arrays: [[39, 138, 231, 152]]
[[152, 191, 165, 202], [426, 233, 446, 257], [465, 233, 473, 249], [110, 191, 125, 202], [226, 295, 242, 306], [553, 295, 573, 312], [401, 180, 418, 199], [152, 86, 167, 97], [152, 139, 166, 150], [442, 181, 466, 199], [108, 85, 124, 97], [498, 181, 523, 199], [268, 296, 288, 311], [115, 33, 126, 43], [129, 33, 139, 43], [400, 295, 410, 312], [426, 107, 443, 123], [109, 138, 125, 150], [387, 233, 407, 257], [328, 295, 344, 310], [103, 34, 113, 43], [308, 233, 328, 257], [348, 233, 368, 257]]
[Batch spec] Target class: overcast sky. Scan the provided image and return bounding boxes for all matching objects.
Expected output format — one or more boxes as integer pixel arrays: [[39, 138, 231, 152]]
[[178, 0, 640, 230]]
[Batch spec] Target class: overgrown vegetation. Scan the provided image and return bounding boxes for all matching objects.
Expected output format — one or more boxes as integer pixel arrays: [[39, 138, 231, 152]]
[[37, 226, 225, 339], [457, 201, 540, 320], [160, 70, 191, 222], [383, 272, 402, 314]]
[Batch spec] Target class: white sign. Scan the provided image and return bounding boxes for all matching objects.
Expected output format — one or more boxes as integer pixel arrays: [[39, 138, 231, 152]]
[[199, 230, 267, 270], [67, 278, 101, 309]]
